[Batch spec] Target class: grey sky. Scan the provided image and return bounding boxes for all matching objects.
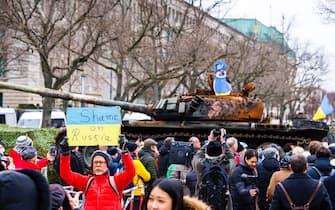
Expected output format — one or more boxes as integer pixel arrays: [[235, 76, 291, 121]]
[[208, 0, 335, 92]]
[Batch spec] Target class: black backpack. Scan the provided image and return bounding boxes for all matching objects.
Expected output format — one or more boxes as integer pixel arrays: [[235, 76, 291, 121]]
[[198, 159, 228, 210]]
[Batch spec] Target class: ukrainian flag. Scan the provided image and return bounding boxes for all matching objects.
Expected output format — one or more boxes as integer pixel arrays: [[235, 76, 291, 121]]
[[312, 95, 334, 120]]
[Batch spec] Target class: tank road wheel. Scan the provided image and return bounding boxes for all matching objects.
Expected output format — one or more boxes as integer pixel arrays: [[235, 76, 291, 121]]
[[82, 146, 99, 168]]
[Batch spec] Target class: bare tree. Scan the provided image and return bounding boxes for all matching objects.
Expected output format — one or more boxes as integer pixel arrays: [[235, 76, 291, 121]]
[[87, 0, 236, 104], [0, 0, 118, 127], [318, 0, 335, 23]]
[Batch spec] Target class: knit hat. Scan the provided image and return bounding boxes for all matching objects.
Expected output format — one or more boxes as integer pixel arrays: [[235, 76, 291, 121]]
[[107, 146, 119, 156], [280, 155, 291, 168], [262, 147, 278, 159], [14, 136, 32, 153], [91, 150, 111, 166], [206, 140, 222, 157], [21, 146, 37, 160], [143, 138, 158, 148], [127, 142, 138, 153], [49, 184, 65, 209]]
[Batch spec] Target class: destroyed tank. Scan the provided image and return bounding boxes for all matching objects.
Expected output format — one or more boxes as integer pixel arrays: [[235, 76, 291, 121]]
[[120, 83, 329, 148], [0, 81, 330, 148]]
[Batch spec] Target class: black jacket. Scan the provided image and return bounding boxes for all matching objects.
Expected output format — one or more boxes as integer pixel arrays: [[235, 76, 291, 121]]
[[324, 173, 335, 210], [257, 157, 280, 210], [158, 144, 171, 177], [0, 169, 50, 210], [229, 163, 258, 210], [270, 173, 332, 210]]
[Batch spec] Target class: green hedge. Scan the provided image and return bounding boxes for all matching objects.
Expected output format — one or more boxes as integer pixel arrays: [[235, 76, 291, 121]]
[[0, 124, 60, 156], [0, 125, 61, 183]]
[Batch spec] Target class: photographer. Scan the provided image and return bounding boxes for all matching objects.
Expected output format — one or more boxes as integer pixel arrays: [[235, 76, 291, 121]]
[[192, 128, 234, 196], [228, 149, 259, 210], [59, 135, 135, 210]]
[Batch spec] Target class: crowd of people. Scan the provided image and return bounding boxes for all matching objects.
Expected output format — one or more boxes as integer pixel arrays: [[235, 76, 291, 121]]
[[1, 128, 335, 210]]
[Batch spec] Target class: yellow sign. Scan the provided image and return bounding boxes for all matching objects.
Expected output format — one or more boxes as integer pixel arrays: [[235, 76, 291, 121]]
[[66, 107, 121, 146]]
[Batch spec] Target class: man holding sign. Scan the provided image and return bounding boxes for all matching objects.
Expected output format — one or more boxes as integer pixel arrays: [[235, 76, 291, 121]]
[[60, 136, 135, 210]]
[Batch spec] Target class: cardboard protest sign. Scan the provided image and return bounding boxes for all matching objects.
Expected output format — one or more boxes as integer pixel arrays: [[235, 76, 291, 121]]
[[66, 106, 121, 146]]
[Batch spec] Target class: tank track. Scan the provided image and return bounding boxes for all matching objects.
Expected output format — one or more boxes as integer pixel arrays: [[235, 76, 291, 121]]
[[122, 120, 329, 148]]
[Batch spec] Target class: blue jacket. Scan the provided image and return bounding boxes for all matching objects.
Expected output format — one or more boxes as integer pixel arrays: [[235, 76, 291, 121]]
[[270, 173, 332, 210], [306, 158, 333, 179]]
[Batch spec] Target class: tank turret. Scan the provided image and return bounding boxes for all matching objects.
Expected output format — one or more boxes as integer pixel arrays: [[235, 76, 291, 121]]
[[150, 94, 264, 122], [0, 81, 329, 148], [0, 81, 264, 122]]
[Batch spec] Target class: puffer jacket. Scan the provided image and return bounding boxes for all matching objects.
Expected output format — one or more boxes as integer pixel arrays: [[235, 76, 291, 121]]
[[229, 162, 258, 210], [9, 148, 48, 170], [60, 153, 135, 210]]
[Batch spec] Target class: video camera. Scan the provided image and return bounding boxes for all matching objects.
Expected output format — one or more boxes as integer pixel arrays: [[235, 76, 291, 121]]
[[241, 173, 259, 194], [0, 154, 9, 166], [169, 141, 194, 166], [212, 128, 221, 137]]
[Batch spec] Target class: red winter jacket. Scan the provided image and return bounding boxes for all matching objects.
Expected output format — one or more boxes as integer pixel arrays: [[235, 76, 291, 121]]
[[9, 149, 48, 171], [60, 153, 135, 210]]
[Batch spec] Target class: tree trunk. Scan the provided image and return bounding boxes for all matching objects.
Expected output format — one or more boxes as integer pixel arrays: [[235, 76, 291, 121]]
[[42, 97, 54, 128]]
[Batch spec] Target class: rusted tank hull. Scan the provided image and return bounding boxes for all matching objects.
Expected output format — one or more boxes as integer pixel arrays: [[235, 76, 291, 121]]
[[122, 119, 329, 148]]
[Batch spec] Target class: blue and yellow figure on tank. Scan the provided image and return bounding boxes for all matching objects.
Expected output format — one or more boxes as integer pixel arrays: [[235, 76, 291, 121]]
[[213, 60, 232, 96]]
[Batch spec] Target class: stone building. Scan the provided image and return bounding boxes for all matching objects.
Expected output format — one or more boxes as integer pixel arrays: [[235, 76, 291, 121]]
[[0, 1, 291, 113]]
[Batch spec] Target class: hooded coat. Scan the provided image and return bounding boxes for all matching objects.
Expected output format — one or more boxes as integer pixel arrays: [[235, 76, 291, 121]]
[[0, 169, 50, 210]]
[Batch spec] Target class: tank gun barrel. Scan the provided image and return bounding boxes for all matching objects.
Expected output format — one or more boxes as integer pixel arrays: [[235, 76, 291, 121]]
[[0, 81, 152, 114]]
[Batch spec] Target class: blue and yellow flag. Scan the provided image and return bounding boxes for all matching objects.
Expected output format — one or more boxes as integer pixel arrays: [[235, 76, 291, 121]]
[[66, 107, 121, 146], [312, 95, 334, 120]]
